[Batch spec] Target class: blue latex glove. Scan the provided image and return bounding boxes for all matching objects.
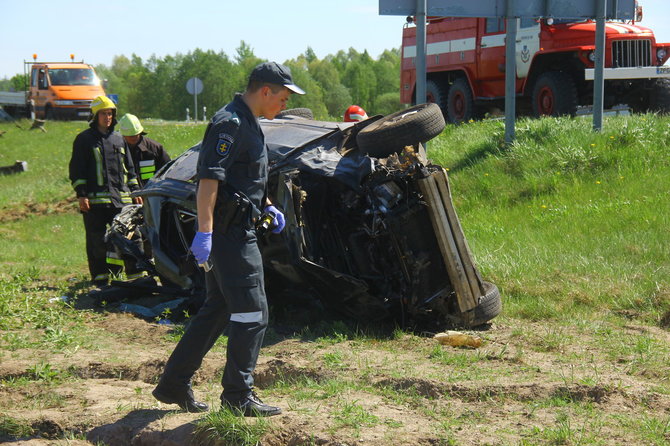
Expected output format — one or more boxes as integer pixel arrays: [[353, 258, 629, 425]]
[[265, 205, 285, 234], [190, 231, 212, 265]]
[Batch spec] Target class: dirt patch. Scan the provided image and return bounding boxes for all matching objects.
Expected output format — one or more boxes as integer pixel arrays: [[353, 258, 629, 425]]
[[2, 317, 670, 445], [0, 198, 77, 224]]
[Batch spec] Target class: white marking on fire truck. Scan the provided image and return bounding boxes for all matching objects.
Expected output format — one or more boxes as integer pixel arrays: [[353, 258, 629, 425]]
[[403, 37, 476, 59]]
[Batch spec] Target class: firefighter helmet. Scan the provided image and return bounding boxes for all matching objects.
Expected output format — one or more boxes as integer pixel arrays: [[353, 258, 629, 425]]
[[344, 105, 368, 122], [119, 113, 145, 136], [90, 95, 116, 115]]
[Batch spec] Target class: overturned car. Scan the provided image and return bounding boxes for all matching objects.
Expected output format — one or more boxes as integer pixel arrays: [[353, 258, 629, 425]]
[[109, 104, 501, 328]]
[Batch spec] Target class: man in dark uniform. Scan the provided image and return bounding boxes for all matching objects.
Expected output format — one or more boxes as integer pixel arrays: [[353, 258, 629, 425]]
[[69, 96, 142, 286], [152, 62, 304, 416], [118, 113, 171, 187]]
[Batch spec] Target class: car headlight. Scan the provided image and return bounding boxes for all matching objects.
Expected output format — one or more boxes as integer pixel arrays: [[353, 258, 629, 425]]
[[54, 100, 74, 106], [657, 48, 667, 60], [588, 52, 596, 62]]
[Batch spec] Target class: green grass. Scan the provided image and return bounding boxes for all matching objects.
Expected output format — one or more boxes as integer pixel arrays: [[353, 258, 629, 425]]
[[193, 408, 272, 446]]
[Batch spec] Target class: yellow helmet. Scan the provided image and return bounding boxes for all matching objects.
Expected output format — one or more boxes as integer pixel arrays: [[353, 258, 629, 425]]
[[118, 113, 145, 136], [90, 95, 116, 116]]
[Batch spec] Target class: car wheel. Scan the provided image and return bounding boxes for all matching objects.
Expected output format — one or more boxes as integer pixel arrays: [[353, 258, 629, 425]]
[[276, 108, 313, 119], [471, 281, 502, 326], [446, 78, 475, 123], [356, 103, 446, 158], [532, 71, 577, 117]]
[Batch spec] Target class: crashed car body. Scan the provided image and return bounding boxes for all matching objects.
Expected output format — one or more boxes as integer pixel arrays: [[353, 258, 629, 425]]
[[111, 104, 501, 327]]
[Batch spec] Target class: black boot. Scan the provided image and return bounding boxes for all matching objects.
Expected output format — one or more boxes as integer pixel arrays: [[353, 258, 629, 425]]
[[222, 390, 281, 417], [153, 385, 209, 413]]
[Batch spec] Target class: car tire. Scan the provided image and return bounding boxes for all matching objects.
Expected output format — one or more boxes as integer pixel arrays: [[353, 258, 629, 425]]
[[471, 281, 502, 326], [446, 78, 475, 123], [356, 103, 446, 158], [531, 71, 578, 117], [276, 108, 313, 119]]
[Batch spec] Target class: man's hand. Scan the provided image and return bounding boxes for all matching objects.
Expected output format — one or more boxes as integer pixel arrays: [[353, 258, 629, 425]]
[[133, 196, 143, 205], [264, 205, 285, 234], [78, 197, 90, 213], [190, 231, 212, 265]]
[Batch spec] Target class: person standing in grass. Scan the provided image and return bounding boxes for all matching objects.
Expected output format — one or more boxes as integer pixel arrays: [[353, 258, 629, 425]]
[[118, 113, 171, 187], [153, 62, 304, 416], [68, 96, 142, 287]]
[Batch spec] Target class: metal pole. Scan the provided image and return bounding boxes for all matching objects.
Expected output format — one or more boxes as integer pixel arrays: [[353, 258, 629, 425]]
[[504, 0, 517, 144], [194, 93, 198, 122], [415, 0, 427, 105], [593, 0, 607, 131]]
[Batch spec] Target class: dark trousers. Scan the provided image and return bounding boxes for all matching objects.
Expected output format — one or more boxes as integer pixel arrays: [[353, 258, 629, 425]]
[[159, 225, 268, 401], [82, 206, 122, 283]]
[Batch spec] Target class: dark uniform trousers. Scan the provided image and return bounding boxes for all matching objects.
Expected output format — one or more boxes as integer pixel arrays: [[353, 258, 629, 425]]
[[83, 206, 124, 282], [160, 223, 268, 401]]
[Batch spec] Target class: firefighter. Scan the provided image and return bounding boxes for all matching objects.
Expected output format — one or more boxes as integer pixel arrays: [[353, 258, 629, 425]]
[[69, 96, 142, 286], [153, 62, 304, 416], [344, 104, 369, 122], [118, 113, 171, 187]]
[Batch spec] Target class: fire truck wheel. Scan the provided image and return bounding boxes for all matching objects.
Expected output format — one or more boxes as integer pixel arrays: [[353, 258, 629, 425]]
[[426, 79, 449, 115], [446, 78, 475, 123], [649, 79, 670, 113], [532, 71, 578, 117], [356, 103, 446, 158], [45, 105, 56, 121], [471, 281, 502, 327], [276, 108, 313, 119]]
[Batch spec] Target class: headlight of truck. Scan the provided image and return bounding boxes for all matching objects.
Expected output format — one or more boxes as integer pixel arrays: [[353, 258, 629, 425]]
[[54, 100, 75, 106], [657, 48, 667, 60]]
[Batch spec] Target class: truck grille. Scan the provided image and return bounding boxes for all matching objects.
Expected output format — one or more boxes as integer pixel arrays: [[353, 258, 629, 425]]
[[612, 39, 651, 67]]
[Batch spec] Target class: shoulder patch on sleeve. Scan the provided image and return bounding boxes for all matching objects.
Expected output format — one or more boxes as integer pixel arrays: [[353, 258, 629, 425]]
[[216, 133, 235, 157]]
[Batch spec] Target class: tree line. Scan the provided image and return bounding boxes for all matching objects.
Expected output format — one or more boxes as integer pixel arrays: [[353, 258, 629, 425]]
[[0, 42, 402, 121]]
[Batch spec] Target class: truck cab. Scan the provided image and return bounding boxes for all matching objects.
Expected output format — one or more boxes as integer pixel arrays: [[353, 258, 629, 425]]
[[401, 9, 670, 123], [29, 62, 105, 120]]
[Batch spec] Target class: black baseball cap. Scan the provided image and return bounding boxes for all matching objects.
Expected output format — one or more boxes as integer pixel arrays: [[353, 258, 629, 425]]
[[250, 62, 306, 95]]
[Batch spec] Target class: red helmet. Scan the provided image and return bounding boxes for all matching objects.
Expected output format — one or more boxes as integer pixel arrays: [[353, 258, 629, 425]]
[[344, 105, 368, 122]]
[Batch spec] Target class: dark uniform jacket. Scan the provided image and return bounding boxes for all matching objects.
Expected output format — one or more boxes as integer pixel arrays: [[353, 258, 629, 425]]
[[198, 94, 268, 231], [69, 121, 140, 208], [129, 136, 171, 187]]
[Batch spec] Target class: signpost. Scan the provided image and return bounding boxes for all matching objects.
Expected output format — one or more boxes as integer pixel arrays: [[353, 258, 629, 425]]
[[380, 0, 636, 142], [185, 77, 204, 122]]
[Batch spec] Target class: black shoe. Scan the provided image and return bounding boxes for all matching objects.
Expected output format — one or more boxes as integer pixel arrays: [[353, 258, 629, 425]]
[[152, 386, 209, 413], [222, 391, 282, 417]]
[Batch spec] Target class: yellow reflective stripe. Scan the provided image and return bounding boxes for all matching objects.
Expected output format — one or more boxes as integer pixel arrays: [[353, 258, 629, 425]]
[[120, 197, 133, 204], [72, 179, 87, 188], [106, 257, 124, 266], [89, 198, 112, 204], [141, 172, 154, 180], [93, 146, 103, 186], [140, 166, 155, 173]]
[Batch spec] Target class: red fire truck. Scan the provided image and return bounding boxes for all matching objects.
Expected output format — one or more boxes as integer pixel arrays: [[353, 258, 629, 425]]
[[401, 10, 670, 123]]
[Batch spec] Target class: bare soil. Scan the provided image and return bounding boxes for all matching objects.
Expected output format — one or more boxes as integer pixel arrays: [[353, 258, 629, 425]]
[[1, 300, 669, 445]]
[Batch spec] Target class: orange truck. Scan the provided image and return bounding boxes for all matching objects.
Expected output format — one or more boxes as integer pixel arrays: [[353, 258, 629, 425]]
[[0, 57, 106, 120]]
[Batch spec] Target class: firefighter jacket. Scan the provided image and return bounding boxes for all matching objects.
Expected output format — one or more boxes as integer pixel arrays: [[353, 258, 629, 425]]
[[69, 121, 140, 208], [129, 136, 171, 187]]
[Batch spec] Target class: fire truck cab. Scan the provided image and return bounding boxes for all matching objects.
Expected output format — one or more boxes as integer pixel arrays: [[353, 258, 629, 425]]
[[401, 14, 670, 122]]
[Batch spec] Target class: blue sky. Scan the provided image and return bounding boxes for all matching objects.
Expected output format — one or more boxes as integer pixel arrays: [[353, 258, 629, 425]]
[[1, 0, 668, 79]]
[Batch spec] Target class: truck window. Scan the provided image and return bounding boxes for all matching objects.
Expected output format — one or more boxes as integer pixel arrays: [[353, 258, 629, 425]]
[[48, 68, 100, 86], [31, 68, 38, 88], [520, 17, 538, 28], [38, 69, 48, 90], [485, 18, 505, 34]]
